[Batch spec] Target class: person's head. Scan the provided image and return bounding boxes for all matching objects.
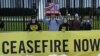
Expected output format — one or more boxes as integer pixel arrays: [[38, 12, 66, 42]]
[[31, 18, 36, 23], [31, 16, 37, 23], [67, 14, 71, 18], [51, 14, 56, 18], [75, 13, 79, 19], [31, 16, 36, 23], [63, 18, 68, 23]]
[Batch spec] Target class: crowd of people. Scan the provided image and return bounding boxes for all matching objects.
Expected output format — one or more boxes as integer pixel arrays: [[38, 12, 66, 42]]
[[26, 13, 92, 31]]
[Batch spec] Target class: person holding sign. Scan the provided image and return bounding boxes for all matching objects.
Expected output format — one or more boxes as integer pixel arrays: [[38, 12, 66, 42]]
[[42, 14, 63, 31]]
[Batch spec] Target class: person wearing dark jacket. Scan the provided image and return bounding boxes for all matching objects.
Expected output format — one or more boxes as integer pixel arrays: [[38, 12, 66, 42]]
[[59, 18, 70, 31], [81, 16, 92, 30], [71, 14, 81, 30], [26, 18, 41, 31]]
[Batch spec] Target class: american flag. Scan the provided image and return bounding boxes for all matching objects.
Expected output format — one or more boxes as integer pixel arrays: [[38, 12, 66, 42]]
[[45, 3, 60, 14]]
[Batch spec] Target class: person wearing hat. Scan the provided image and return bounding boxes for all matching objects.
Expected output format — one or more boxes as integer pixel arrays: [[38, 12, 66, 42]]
[[71, 13, 81, 30], [26, 16, 42, 31]]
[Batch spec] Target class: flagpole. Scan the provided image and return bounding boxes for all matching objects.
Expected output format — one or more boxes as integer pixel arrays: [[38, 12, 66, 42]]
[[39, 0, 45, 20]]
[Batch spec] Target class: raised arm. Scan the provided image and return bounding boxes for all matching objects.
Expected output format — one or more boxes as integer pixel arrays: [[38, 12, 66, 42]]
[[56, 13, 64, 24]]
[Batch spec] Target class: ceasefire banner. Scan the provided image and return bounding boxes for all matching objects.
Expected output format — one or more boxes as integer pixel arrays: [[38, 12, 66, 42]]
[[0, 31, 100, 56]]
